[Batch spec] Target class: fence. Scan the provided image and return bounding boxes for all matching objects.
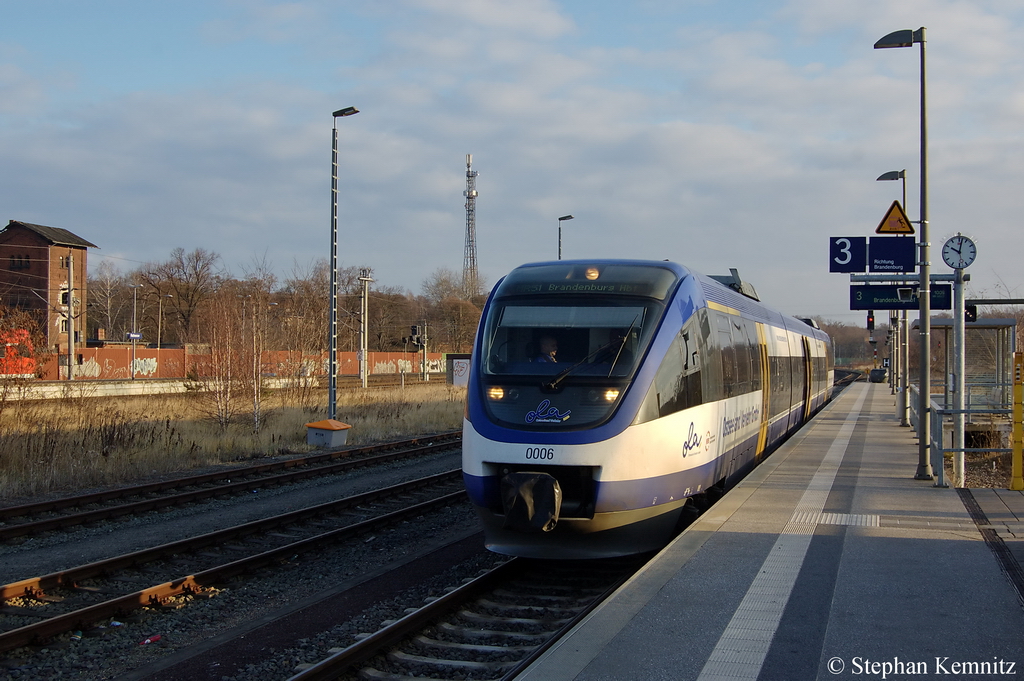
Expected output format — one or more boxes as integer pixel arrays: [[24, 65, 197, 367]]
[[908, 376, 1018, 488]]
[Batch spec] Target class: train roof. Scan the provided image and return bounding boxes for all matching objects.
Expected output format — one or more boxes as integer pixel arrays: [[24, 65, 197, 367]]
[[497, 259, 827, 339]]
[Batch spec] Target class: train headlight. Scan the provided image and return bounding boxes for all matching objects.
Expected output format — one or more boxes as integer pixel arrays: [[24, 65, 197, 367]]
[[585, 267, 600, 280], [487, 387, 519, 401], [587, 388, 620, 403]]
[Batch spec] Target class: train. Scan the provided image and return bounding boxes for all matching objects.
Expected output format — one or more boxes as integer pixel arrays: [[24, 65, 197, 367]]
[[462, 259, 834, 559]]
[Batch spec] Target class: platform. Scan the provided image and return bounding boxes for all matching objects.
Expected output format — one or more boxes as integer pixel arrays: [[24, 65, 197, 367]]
[[517, 381, 1024, 680]]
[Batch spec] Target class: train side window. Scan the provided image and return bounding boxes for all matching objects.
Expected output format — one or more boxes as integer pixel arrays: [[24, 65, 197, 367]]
[[716, 312, 735, 397], [636, 316, 706, 424], [698, 309, 722, 402], [732, 319, 751, 393], [653, 337, 684, 417], [769, 354, 790, 418], [744, 319, 762, 392], [679, 317, 703, 407]]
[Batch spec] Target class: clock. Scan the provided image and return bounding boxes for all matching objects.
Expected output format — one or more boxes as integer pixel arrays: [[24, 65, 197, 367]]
[[941, 234, 977, 269]]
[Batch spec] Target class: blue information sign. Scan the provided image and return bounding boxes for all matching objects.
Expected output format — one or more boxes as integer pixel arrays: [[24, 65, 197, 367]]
[[849, 284, 951, 311], [829, 236, 867, 273], [869, 236, 915, 273]]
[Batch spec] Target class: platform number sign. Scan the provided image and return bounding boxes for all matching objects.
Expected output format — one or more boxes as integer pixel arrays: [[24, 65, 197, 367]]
[[829, 237, 867, 273]]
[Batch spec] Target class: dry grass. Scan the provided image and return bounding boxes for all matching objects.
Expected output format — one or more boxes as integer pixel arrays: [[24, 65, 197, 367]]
[[0, 383, 466, 502]]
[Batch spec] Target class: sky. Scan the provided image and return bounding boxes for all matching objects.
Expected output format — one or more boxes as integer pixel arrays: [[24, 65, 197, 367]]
[[2, 0, 1023, 323]]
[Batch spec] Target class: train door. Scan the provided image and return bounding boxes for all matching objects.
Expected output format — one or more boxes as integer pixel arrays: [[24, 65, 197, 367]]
[[802, 337, 814, 422], [755, 322, 770, 462]]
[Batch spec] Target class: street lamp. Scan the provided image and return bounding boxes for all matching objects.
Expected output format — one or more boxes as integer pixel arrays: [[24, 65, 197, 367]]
[[358, 269, 373, 389], [877, 169, 910, 425], [127, 284, 144, 380], [876, 169, 907, 215], [875, 27, 932, 479], [329, 106, 359, 420], [557, 215, 574, 260], [157, 294, 173, 351]]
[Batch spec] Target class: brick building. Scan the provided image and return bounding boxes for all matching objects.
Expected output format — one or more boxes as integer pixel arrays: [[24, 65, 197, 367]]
[[0, 220, 98, 356]]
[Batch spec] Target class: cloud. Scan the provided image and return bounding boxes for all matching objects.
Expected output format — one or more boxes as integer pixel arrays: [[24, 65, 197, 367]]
[[1, 1, 1023, 320]]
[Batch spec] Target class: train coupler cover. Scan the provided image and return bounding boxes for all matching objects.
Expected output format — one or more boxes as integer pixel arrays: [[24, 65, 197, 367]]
[[501, 472, 562, 532]]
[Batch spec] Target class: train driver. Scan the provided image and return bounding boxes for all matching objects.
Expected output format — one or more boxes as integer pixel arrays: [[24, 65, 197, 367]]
[[534, 335, 558, 363]]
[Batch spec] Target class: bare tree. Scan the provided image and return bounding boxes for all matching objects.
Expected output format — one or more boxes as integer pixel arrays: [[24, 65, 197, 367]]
[[433, 297, 481, 353], [370, 286, 413, 350], [813, 318, 874, 366], [138, 248, 222, 343], [276, 259, 330, 408], [86, 261, 126, 341], [188, 283, 245, 429], [239, 257, 278, 434], [422, 267, 464, 306]]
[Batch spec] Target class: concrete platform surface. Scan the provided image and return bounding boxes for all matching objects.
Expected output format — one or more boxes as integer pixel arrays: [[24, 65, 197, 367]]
[[517, 382, 1024, 681]]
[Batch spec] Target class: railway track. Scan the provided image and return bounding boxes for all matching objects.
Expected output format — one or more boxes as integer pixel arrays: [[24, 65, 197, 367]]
[[0, 470, 466, 653], [0, 431, 460, 541], [287, 555, 646, 681]]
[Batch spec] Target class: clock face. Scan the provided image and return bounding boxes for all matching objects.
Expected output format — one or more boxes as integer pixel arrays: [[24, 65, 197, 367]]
[[941, 235, 976, 269]]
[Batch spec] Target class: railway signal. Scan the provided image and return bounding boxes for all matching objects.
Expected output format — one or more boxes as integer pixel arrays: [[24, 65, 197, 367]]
[[404, 325, 426, 348]]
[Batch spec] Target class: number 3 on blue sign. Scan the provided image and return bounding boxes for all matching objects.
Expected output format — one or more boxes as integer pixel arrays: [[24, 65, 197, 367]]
[[829, 236, 866, 273]]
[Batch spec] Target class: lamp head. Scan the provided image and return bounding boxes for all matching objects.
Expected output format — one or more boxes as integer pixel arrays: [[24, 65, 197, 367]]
[[874, 28, 924, 49], [874, 29, 914, 48], [333, 106, 359, 118]]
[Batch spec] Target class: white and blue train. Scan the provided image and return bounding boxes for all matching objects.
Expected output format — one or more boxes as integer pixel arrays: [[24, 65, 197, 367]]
[[462, 260, 833, 559]]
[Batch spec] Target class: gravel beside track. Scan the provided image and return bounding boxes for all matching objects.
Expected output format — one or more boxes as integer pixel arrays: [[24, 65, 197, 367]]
[[0, 444, 461, 585], [0, 443, 480, 679], [133, 534, 505, 681]]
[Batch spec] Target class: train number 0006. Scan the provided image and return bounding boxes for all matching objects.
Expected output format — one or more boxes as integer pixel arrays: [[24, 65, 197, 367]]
[[525, 447, 555, 460]]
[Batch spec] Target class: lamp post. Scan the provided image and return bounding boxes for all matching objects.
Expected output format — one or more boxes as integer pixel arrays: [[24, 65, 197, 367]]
[[877, 169, 910, 426], [329, 106, 359, 420], [358, 268, 373, 389], [875, 27, 932, 479], [876, 169, 907, 215], [128, 284, 144, 380], [557, 214, 574, 260], [157, 294, 173, 351]]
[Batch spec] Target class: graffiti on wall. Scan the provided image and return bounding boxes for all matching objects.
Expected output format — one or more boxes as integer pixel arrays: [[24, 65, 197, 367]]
[[43, 349, 447, 381], [132, 357, 159, 377]]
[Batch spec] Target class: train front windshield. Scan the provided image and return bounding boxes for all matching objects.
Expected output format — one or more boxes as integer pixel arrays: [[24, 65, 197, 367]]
[[478, 263, 678, 430]]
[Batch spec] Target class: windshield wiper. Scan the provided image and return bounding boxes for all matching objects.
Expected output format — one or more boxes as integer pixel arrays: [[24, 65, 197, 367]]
[[543, 341, 618, 390], [543, 316, 639, 390]]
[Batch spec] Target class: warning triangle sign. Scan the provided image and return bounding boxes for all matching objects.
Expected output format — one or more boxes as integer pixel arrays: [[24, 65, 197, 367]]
[[875, 200, 914, 234]]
